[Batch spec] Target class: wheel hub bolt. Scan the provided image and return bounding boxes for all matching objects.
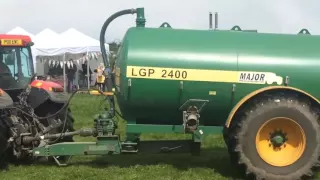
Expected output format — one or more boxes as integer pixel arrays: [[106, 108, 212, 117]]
[[270, 129, 287, 148]]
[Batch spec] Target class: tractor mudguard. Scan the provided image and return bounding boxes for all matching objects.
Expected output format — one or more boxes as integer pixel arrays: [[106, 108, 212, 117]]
[[27, 80, 69, 109], [0, 89, 13, 109]]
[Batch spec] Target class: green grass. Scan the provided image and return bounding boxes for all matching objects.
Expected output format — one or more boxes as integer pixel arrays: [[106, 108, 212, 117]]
[[0, 94, 247, 180]]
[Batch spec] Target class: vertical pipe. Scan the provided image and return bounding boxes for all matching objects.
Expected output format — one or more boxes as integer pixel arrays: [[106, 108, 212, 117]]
[[214, 12, 218, 30], [87, 50, 90, 90], [136, 8, 146, 27], [209, 12, 213, 30], [63, 53, 66, 92]]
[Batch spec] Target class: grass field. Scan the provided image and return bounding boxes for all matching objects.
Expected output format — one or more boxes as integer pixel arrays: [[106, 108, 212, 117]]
[[1, 94, 318, 180]]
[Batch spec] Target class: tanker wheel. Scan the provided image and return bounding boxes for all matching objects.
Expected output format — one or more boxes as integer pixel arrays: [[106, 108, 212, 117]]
[[226, 95, 320, 180]]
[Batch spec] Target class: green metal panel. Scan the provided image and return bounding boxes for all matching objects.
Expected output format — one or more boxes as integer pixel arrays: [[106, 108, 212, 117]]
[[115, 26, 320, 126], [126, 124, 222, 134], [235, 32, 320, 101]]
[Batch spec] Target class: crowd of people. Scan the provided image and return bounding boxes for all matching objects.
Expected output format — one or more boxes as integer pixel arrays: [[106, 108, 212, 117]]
[[47, 59, 113, 93]]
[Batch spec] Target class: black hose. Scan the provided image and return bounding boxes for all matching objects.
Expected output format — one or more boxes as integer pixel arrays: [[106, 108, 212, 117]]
[[7, 88, 81, 120], [99, 8, 137, 68], [99, 8, 137, 114]]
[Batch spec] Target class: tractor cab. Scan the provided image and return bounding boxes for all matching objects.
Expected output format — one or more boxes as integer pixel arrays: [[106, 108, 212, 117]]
[[0, 34, 35, 99], [0, 34, 68, 114]]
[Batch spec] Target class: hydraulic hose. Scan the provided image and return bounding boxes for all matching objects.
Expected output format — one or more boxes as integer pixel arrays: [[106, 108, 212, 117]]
[[99, 8, 137, 68], [99, 8, 138, 113]]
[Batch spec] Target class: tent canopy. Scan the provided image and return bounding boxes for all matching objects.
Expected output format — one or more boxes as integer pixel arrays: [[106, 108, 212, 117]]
[[60, 28, 103, 53], [7, 27, 36, 40], [34, 28, 67, 56], [34, 28, 109, 57]]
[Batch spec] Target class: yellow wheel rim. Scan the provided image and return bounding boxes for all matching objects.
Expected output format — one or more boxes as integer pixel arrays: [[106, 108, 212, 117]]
[[255, 117, 306, 167]]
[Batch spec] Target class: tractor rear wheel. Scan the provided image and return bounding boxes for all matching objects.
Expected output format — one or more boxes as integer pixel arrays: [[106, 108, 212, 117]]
[[45, 107, 75, 163], [47, 107, 75, 143], [0, 116, 9, 170], [55, 107, 75, 143], [226, 95, 320, 180]]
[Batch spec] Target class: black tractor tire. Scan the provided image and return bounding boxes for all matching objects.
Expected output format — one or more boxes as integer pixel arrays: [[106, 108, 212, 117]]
[[225, 95, 320, 180], [47, 107, 75, 143], [55, 107, 75, 143], [0, 116, 10, 170], [44, 107, 75, 163]]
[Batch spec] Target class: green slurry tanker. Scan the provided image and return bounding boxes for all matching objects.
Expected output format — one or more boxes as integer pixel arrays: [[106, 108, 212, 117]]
[[1, 7, 320, 180]]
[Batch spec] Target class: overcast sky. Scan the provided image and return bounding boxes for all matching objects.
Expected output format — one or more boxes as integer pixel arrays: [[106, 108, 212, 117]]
[[1, 0, 320, 43]]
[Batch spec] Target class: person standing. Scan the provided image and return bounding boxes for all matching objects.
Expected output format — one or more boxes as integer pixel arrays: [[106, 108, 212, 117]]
[[81, 61, 92, 88], [103, 66, 112, 92], [95, 63, 105, 91], [65, 59, 77, 93]]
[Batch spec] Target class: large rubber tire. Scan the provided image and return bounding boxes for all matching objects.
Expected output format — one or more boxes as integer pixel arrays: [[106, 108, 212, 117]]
[[47, 107, 75, 143], [226, 95, 320, 180], [0, 116, 10, 170], [56, 107, 75, 143], [45, 107, 75, 163]]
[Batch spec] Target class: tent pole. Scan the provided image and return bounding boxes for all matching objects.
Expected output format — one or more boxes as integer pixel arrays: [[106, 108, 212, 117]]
[[63, 53, 66, 92], [87, 50, 90, 90]]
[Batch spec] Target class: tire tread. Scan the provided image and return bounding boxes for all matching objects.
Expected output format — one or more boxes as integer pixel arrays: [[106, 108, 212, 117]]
[[226, 93, 320, 180]]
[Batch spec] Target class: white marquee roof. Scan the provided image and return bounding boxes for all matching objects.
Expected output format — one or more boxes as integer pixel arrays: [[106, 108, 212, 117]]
[[60, 28, 104, 53], [34, 28, 109, 57], [34, 28, 66, 56], [7, 27, 36, 40]]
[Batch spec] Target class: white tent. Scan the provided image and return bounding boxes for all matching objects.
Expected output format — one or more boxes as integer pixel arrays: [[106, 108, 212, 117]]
[[34, 28, 109, 57], [58, 28, 110, 90], [34, 28, 66, 56], [7, 27, 36, 40], [34, 28, 110, 91], [60, 28, 108, 53], [33, 28, 66, 75]]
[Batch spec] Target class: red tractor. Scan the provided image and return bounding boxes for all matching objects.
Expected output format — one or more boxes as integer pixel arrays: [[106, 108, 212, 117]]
[[0, 34, 75, 168]]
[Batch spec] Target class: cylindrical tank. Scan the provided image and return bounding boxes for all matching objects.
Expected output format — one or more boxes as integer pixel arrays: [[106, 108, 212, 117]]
[[115, 26, 320, 126]]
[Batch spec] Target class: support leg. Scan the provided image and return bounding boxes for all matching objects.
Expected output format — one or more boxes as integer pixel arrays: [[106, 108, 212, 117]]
[[121, 133, 140, 153]]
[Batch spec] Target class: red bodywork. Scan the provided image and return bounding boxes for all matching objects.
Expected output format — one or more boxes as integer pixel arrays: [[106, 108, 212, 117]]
[[30, 80, 64, 92], [49, 78, 64, 87], [0, 34, 32, 46]]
